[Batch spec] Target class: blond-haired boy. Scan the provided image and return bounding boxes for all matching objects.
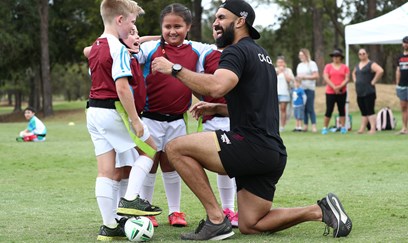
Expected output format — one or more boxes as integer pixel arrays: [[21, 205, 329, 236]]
[[87, 0, 161, 241]]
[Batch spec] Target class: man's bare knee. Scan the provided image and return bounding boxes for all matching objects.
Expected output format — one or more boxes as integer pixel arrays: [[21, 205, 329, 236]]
[[165, 139, 178, 155], [165, 138, 182, 166], [238, 224, 260, 235]]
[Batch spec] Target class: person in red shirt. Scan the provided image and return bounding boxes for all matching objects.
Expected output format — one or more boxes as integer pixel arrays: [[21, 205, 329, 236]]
[[322, 48, 350, 134]]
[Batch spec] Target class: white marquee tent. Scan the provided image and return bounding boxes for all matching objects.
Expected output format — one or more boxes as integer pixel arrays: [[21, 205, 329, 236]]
[[345, 2, 408, 66], [342, 3, 408, 129]]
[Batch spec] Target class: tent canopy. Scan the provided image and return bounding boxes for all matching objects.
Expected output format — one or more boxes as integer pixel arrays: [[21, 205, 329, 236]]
[[345, 2, 408, 45]]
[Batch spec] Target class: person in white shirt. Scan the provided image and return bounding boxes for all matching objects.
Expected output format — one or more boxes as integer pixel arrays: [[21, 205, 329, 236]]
[[296, 48, 319, 132], [275, 56, 295, 131]]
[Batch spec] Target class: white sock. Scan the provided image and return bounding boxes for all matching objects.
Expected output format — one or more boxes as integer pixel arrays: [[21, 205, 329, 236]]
[[162, 171, 181, 214], [118, 179, 128, 204], [115, 178, 128, 219], [112, 180, 120, 217], [124, 156, 153, 200], [217, 174, 236, 211], [140, 173, 157, 202], [95, 177, 118, 227]]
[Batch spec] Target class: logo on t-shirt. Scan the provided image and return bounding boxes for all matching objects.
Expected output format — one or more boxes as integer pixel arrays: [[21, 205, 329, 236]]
[[258, 53, 273, 65]]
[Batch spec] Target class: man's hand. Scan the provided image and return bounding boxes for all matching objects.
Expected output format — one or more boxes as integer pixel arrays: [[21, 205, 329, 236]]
[[151, 57, 173, 75]]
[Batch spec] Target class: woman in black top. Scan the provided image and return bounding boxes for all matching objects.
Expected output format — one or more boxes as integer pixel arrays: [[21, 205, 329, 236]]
[[352, 48, 384, 134]]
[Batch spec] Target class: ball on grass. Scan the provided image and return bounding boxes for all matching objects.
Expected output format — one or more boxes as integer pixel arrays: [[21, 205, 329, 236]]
[[124, 216, 154, 242]]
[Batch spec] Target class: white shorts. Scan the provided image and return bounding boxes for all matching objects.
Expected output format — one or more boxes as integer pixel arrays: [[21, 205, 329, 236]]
[[142, 117, 186, 151], [87, 107, 150, 156], [203, 117, 230, 132], [116, 149, 139, 168]]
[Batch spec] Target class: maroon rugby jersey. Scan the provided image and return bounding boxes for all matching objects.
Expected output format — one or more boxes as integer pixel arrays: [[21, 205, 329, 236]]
[[88, 34, 133, 100], [138, 40, 211, 115]]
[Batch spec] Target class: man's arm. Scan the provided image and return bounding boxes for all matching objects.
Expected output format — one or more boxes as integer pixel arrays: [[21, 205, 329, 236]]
[[151, 56, 238, 98], [396, 67, 401, 85]]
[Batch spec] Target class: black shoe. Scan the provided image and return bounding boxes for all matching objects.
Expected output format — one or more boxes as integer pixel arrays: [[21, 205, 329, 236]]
[[117, 196, 162, 216], [96, 224, 127, 241], [180, 216, 234, 241], [116, 217, 128, 229], [317, 193, 352, 237]]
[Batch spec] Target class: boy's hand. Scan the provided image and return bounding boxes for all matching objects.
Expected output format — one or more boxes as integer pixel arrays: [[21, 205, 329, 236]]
[[190, 101, 217, 120], [131, 118, 144, 137]]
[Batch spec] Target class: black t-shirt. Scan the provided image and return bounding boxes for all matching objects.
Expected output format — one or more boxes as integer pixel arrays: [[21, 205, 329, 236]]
[[397, 53, 408, 86], [218, 37, 286, 155]]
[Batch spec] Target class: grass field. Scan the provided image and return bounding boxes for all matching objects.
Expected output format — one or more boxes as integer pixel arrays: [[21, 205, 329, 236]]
[[0, 101, 407, 242]]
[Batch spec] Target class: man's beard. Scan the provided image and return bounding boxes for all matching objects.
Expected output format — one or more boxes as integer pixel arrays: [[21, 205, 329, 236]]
[[215, 22, 235, 49]]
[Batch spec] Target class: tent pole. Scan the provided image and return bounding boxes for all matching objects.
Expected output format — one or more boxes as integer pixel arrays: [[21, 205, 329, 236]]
[[345, 44, 350, 130]]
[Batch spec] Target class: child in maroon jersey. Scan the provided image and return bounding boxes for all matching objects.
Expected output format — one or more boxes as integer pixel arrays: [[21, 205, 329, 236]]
[[136, 3, 212, 227]]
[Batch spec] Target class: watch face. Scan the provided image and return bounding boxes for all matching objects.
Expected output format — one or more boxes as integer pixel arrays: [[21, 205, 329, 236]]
[[173, 64, 182, 71]]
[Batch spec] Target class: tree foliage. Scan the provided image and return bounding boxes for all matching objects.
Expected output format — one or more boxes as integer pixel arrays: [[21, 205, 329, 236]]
[[0, 0, 406, 114]]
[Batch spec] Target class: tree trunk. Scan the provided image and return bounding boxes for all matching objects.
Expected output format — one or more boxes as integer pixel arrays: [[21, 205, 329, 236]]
[[7, 91, 13, 106], [190, 0, 202, 41], [38, 0, 53, 116], [312, 4, 325, 85], [367, 0, 382, 64], [14, 90, 22, 112]]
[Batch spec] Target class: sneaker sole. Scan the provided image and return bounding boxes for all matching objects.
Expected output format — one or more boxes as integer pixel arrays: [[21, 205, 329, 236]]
[[326, 193, 352, 237], [170, 222, 187, 227], [96, 235, 127, 241], [209, 231, 235, 241], [117, 208, 162, 216]]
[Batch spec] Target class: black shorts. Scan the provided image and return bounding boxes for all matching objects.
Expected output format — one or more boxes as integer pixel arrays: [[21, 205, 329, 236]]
[[357, 93, 376, 116], [215, 130, 287, 201], [325, 93, 347, 117]]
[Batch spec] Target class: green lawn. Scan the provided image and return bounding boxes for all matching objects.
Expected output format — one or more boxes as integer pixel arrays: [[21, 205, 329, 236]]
[[0, 104, 407, 242]]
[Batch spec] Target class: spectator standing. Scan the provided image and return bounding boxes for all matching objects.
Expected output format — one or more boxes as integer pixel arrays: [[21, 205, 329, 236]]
[[292, 79, 307, 132], [296, 48, 319, 132], [395, 36, 408, 134], [352, 48, 384, 134], [322, 48, 350, 135], [276, 56, 294, 132]]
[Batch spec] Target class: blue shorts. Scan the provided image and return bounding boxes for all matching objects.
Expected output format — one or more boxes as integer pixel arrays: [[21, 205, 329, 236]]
[[396, 86, 408, 101], [293, 106, 305, 120], [278, 95, 290, 103]]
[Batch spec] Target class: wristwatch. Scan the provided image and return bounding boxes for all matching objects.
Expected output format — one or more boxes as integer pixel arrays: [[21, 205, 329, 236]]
[[171, 64, 183, 77]]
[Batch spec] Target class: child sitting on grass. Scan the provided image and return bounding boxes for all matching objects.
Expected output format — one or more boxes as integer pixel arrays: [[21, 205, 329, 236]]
[[16, 107, 47, 142]]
